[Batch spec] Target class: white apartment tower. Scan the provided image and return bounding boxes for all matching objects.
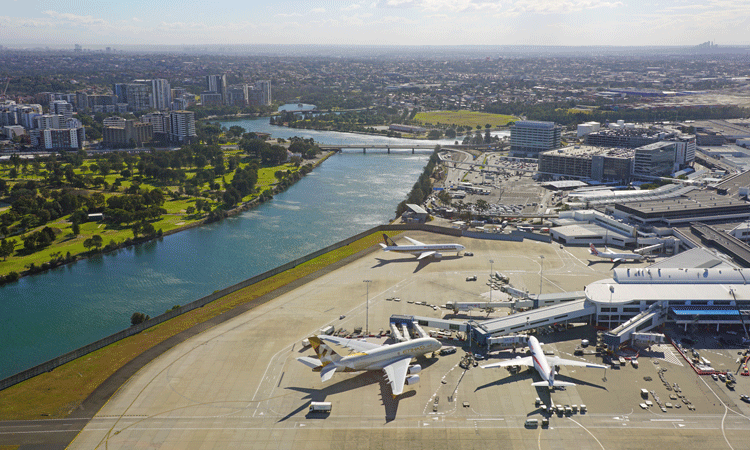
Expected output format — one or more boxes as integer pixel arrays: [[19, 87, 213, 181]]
[[150, 79, 172, 111], [256, 80, 272, 106]]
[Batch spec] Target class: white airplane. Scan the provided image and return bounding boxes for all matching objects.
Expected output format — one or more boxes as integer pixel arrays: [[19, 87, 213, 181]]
[[589, 243, 643, 263], [297, 335, 441, 396], [379, 234, 465, 260], [481, 335, 607, 388]]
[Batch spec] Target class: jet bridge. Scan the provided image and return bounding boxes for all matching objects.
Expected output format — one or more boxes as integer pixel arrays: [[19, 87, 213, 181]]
[[601, 303, 667, 349], [471, 299, 597, 347]]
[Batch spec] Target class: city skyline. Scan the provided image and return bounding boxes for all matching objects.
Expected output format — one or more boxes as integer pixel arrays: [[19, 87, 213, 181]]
[[2, 0, 749, 48]]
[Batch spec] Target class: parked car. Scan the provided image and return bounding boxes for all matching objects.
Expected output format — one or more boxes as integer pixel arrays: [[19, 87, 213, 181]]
[[466, 275, 477, 281]]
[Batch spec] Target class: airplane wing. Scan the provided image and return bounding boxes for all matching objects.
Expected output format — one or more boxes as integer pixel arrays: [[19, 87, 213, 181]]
[[319, 335, 381, 353], [612, 258, 622, 263], [382, 357, 412, 395], [404, 236, 426, 246], [481, 356, 533, 369], [417, 251, 436, 260], [548, 356, 608, 369]]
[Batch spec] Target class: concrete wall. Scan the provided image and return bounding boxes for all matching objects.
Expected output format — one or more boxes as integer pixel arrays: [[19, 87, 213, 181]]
[[0, 223, 464, 391]]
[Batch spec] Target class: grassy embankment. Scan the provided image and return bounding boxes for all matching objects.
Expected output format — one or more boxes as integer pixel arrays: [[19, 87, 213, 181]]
[[0, 229, 401, 420], [413, 111, 517, 129], [0, 152, 302, 277]]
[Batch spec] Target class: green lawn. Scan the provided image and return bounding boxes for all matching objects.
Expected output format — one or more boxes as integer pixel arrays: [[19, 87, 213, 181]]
[[414, 110, 517, 129]]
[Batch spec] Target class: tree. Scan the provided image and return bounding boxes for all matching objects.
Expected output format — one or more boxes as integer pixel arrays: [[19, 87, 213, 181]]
[[475, 199, 489, 214], [71, 221, 80, 236], [130, 312, 150, 326], [427, 129, 442, 140], [0, 239, 14, 261], [83, 234, 103, 251]]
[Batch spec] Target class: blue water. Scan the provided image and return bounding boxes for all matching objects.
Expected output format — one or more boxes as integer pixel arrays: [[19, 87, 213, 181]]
[[0, 115, 450, 379]]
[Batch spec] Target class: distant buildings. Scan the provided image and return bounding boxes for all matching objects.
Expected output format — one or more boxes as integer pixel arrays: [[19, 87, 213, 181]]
[[510, 120, 562, 157]]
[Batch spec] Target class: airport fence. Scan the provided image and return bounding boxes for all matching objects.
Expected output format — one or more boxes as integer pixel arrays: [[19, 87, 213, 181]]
[[0, 223, 466, 391]]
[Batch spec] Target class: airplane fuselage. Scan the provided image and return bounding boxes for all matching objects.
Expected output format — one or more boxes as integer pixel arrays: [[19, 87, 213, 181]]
[[589, 244, 643, 262], [382, 244, 464, 256], [528, 336, 553, 385], [335, 337, 441, 372]]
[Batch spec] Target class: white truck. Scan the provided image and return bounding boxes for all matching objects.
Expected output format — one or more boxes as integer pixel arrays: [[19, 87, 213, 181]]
[[309, 402, 332, 413], [320, 325, 335, 335]]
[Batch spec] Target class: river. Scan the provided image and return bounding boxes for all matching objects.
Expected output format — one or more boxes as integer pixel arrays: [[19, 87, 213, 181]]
[[1, 113, 508, 380]]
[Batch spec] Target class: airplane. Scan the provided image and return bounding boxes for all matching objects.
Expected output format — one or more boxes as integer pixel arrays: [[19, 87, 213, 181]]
[[379, 234, 465, 260], [481, 335, 607, 388], [297, 335, 442, 396], [588, 243, 643, 263]]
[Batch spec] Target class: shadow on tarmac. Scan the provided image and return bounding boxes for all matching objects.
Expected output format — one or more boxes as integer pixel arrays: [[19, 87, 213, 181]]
[[372, 255, 462, 273]]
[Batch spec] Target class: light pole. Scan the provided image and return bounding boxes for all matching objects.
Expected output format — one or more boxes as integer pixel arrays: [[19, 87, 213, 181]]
[[363, 280, 372, 335], [539, 255, 545, 297], [489, 259, 494, 303]]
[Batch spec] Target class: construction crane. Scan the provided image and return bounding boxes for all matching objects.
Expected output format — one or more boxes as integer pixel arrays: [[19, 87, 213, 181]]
[[1, 77, 9, 97]]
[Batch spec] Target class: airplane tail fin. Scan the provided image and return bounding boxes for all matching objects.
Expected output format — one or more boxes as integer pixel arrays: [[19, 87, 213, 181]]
[[308, 336, 342, 363], [589, 243, 598, 256], [382, 234, 397, 247]]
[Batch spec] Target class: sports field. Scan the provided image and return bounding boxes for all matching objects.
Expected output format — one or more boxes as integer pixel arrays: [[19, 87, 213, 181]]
[[414, 110, 517, 129]]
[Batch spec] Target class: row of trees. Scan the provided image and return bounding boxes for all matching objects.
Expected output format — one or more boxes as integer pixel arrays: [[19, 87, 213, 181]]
[[395, 149, 440, 218]]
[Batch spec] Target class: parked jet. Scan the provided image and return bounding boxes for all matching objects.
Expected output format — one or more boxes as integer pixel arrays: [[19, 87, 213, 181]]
[[297, 335, 441, 396], [481, 335, 607, 388], [589, 243, 643, 263], [379, 234, 465, 260]]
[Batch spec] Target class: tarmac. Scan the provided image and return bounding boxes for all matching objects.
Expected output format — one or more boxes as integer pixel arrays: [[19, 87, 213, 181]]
[[56, 232, 750, 449]]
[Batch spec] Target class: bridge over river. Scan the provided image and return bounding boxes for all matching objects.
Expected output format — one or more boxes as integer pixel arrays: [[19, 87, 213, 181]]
[[318, 143, 495, 154]]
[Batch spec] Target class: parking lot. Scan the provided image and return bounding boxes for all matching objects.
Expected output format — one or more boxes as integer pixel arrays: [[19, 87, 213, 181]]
[[67, 233, 750, 449]]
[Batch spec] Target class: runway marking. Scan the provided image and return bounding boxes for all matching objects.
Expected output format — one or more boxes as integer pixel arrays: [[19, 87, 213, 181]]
[[653, 344, 684, 366], [650, 419, 684, 422]]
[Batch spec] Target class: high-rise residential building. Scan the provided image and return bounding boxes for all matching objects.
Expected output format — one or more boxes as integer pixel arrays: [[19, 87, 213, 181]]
[[510, 120, 562, 157], [256, 80, 272, 106], [30, 127, 85, 150], [206, 74, 227, 104], [103, 116, 127, 128], [50, 100, 74, 122], [141, 111, 170, 134], [200, 92, 223, 106], [75, 92, 89, 112], [112, 82, 151, 111], [169, 110, 196, 143], [103, 119, 153, 147], [227, 85, 249, 106], [150, 79, 172, 111], [35, 114, 64, 130]]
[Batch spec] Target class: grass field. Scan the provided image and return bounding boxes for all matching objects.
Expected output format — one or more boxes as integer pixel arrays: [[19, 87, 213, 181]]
[[0, 230, 401, 421], [413, 111, 517, 129]]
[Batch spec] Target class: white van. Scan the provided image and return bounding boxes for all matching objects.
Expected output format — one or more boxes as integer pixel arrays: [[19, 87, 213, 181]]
[[524, 418, 539, 428]]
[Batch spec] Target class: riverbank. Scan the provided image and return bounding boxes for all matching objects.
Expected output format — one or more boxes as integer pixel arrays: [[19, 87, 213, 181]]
[[0, 150, 334, 286]]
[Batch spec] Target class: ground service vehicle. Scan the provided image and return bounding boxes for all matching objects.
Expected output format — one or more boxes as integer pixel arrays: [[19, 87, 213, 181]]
[[309, 402, 332, 413]]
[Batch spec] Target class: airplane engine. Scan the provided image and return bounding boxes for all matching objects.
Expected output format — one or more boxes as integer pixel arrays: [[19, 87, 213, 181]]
[[405, 375, 420, 385], [408, 364, 422, 375], [434, 253, 443, 259]]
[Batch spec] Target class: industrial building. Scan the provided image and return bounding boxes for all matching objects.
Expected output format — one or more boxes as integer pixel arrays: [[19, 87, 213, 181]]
[[610, 189, 750, 226]]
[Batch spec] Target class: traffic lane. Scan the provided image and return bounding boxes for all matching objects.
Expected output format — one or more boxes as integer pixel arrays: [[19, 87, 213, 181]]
[[0, 418, 88, 449]]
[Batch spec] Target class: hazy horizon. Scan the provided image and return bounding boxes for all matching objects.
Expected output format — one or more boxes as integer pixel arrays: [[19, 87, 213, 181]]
[[2, 0, 750, 48]]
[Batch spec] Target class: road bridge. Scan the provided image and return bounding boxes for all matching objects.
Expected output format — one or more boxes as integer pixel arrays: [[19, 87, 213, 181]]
[[317, 144, 496, 154]]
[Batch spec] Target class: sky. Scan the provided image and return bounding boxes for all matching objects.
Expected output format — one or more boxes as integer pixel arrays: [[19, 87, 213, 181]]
[[1, 0, 749, 48]]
